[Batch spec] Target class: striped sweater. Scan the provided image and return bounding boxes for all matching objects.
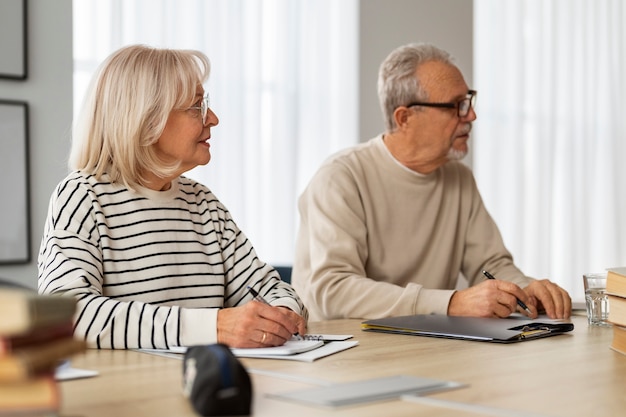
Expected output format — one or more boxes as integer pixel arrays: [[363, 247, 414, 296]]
[[38, 171, 306, 349]]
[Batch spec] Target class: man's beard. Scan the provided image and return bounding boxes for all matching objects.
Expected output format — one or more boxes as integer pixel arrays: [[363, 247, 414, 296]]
[[447, 124, 471, 161], [447, 146, 468, 161]]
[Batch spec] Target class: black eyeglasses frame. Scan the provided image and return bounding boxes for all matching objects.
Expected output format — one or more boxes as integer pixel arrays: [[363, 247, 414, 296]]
[[405, 89, 477, 118]]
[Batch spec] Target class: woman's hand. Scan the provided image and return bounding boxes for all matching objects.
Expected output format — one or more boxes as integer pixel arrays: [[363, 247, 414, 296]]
[[217, 301, 307, 348]]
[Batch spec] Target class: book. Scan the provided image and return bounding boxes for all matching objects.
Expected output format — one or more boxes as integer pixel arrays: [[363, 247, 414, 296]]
[[0, 374, 59, 414], [608, 294, 626, 327], [607, 267, 626, 297], [0, 337, 86, 382], [610, 324, 626, 356], [0, 321, 74, 355], [0, 288, 77, 336]]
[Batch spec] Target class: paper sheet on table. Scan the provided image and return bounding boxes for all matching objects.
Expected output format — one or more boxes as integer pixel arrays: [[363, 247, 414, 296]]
[[136, 340, 359, 362]]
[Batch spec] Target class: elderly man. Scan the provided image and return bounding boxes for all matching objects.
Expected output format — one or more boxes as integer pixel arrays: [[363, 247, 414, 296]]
[[293, 42, 571, 321]]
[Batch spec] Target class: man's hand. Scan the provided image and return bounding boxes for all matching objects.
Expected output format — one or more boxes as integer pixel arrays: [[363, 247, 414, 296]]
[[217, 301, 307, 348], [523, 279, 572, 319], [448, 279, 538, 318]]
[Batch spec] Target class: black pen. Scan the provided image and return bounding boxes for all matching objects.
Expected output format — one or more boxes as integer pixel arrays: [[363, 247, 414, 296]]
[[482, 270, 533, 315], [247, 286, 271, 305], [246, 286, 303, 340]]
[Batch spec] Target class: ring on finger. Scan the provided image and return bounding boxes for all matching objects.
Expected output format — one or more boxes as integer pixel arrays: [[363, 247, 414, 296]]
[[261, 331, 266, 344]]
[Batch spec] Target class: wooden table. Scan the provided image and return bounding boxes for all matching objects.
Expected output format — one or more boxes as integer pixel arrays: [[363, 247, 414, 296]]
[[60, 314, 626, 417]]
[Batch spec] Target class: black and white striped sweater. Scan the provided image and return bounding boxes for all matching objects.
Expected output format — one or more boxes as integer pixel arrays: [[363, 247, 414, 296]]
[[38, 171, 305, 349]]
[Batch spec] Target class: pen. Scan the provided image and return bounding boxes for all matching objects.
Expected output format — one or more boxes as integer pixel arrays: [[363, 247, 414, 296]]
[[247, 286, 271, 305], [481, 270, 533, 315], [246, 286, 303, 340]]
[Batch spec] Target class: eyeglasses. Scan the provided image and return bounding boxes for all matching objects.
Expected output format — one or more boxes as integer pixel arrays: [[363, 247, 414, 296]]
[[405, 89, 477, 118], [185, 93, 211, 125]]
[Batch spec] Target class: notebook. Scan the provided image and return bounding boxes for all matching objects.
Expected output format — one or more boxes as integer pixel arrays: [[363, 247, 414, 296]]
[[361, 314, 574, 343], [135, 334, 357, 362], [230, 340, 323, 357], [296, 334, 352, 341], [230, 338, 358, 362], [135, 340, 322, 357]]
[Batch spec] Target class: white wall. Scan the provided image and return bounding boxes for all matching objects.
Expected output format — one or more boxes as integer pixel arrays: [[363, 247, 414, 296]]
[[358, 0, 474, 141], [0, 0, 73, 288], [0, 0, 472, 288]]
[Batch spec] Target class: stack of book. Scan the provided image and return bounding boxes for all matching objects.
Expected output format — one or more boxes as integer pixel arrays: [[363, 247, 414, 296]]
[[0, 287, 86, 415], [607, 267, 626, 355]]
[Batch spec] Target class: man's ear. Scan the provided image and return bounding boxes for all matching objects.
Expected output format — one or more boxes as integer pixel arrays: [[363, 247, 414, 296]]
[[393, 106, 411, 129]]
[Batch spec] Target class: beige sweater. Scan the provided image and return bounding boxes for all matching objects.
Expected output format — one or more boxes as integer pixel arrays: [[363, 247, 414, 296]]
[[293, 135, 532, 321]]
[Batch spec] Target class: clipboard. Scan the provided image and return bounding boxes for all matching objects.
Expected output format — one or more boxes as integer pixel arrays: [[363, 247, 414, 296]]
[[361, 314, 574, 343]]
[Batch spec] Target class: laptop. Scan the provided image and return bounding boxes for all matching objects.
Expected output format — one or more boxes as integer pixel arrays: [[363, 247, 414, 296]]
[[361, 314, 574, 343]]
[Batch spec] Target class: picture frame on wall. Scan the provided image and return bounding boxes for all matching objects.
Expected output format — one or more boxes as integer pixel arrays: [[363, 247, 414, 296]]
[[0, 100, 30, 263], [0, 0, 28, 79]]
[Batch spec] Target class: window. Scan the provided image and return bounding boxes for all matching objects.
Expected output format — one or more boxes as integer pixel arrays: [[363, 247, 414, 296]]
[[73, 0, 358, 265], [474, 0, 626, 300]]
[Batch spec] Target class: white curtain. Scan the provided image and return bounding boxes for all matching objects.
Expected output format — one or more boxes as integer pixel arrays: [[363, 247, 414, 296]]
[[473, 0, 626, 301], [73, 0, 358, 265]]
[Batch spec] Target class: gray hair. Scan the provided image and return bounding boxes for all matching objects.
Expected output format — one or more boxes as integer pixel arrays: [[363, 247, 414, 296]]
[[377, 43, 455, 132], [70, 44, 210, 189]]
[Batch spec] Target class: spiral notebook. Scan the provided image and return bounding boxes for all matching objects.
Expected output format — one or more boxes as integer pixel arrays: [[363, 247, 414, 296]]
[[231, 340, 323, 356], [297, 334, 352, 341], [230, 334, 356, 361]]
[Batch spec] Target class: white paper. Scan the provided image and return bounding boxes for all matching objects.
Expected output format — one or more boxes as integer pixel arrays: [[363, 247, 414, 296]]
[[55, 360, 99, 381], [136, 340, 359, 362], [271, 375, 465, 407]]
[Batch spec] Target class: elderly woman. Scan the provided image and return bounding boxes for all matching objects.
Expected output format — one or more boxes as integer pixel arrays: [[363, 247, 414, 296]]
[[38, 45, 307, 349]]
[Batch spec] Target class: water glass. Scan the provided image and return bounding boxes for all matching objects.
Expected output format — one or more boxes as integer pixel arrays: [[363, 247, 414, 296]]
[[583, 272, 611, 327]]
